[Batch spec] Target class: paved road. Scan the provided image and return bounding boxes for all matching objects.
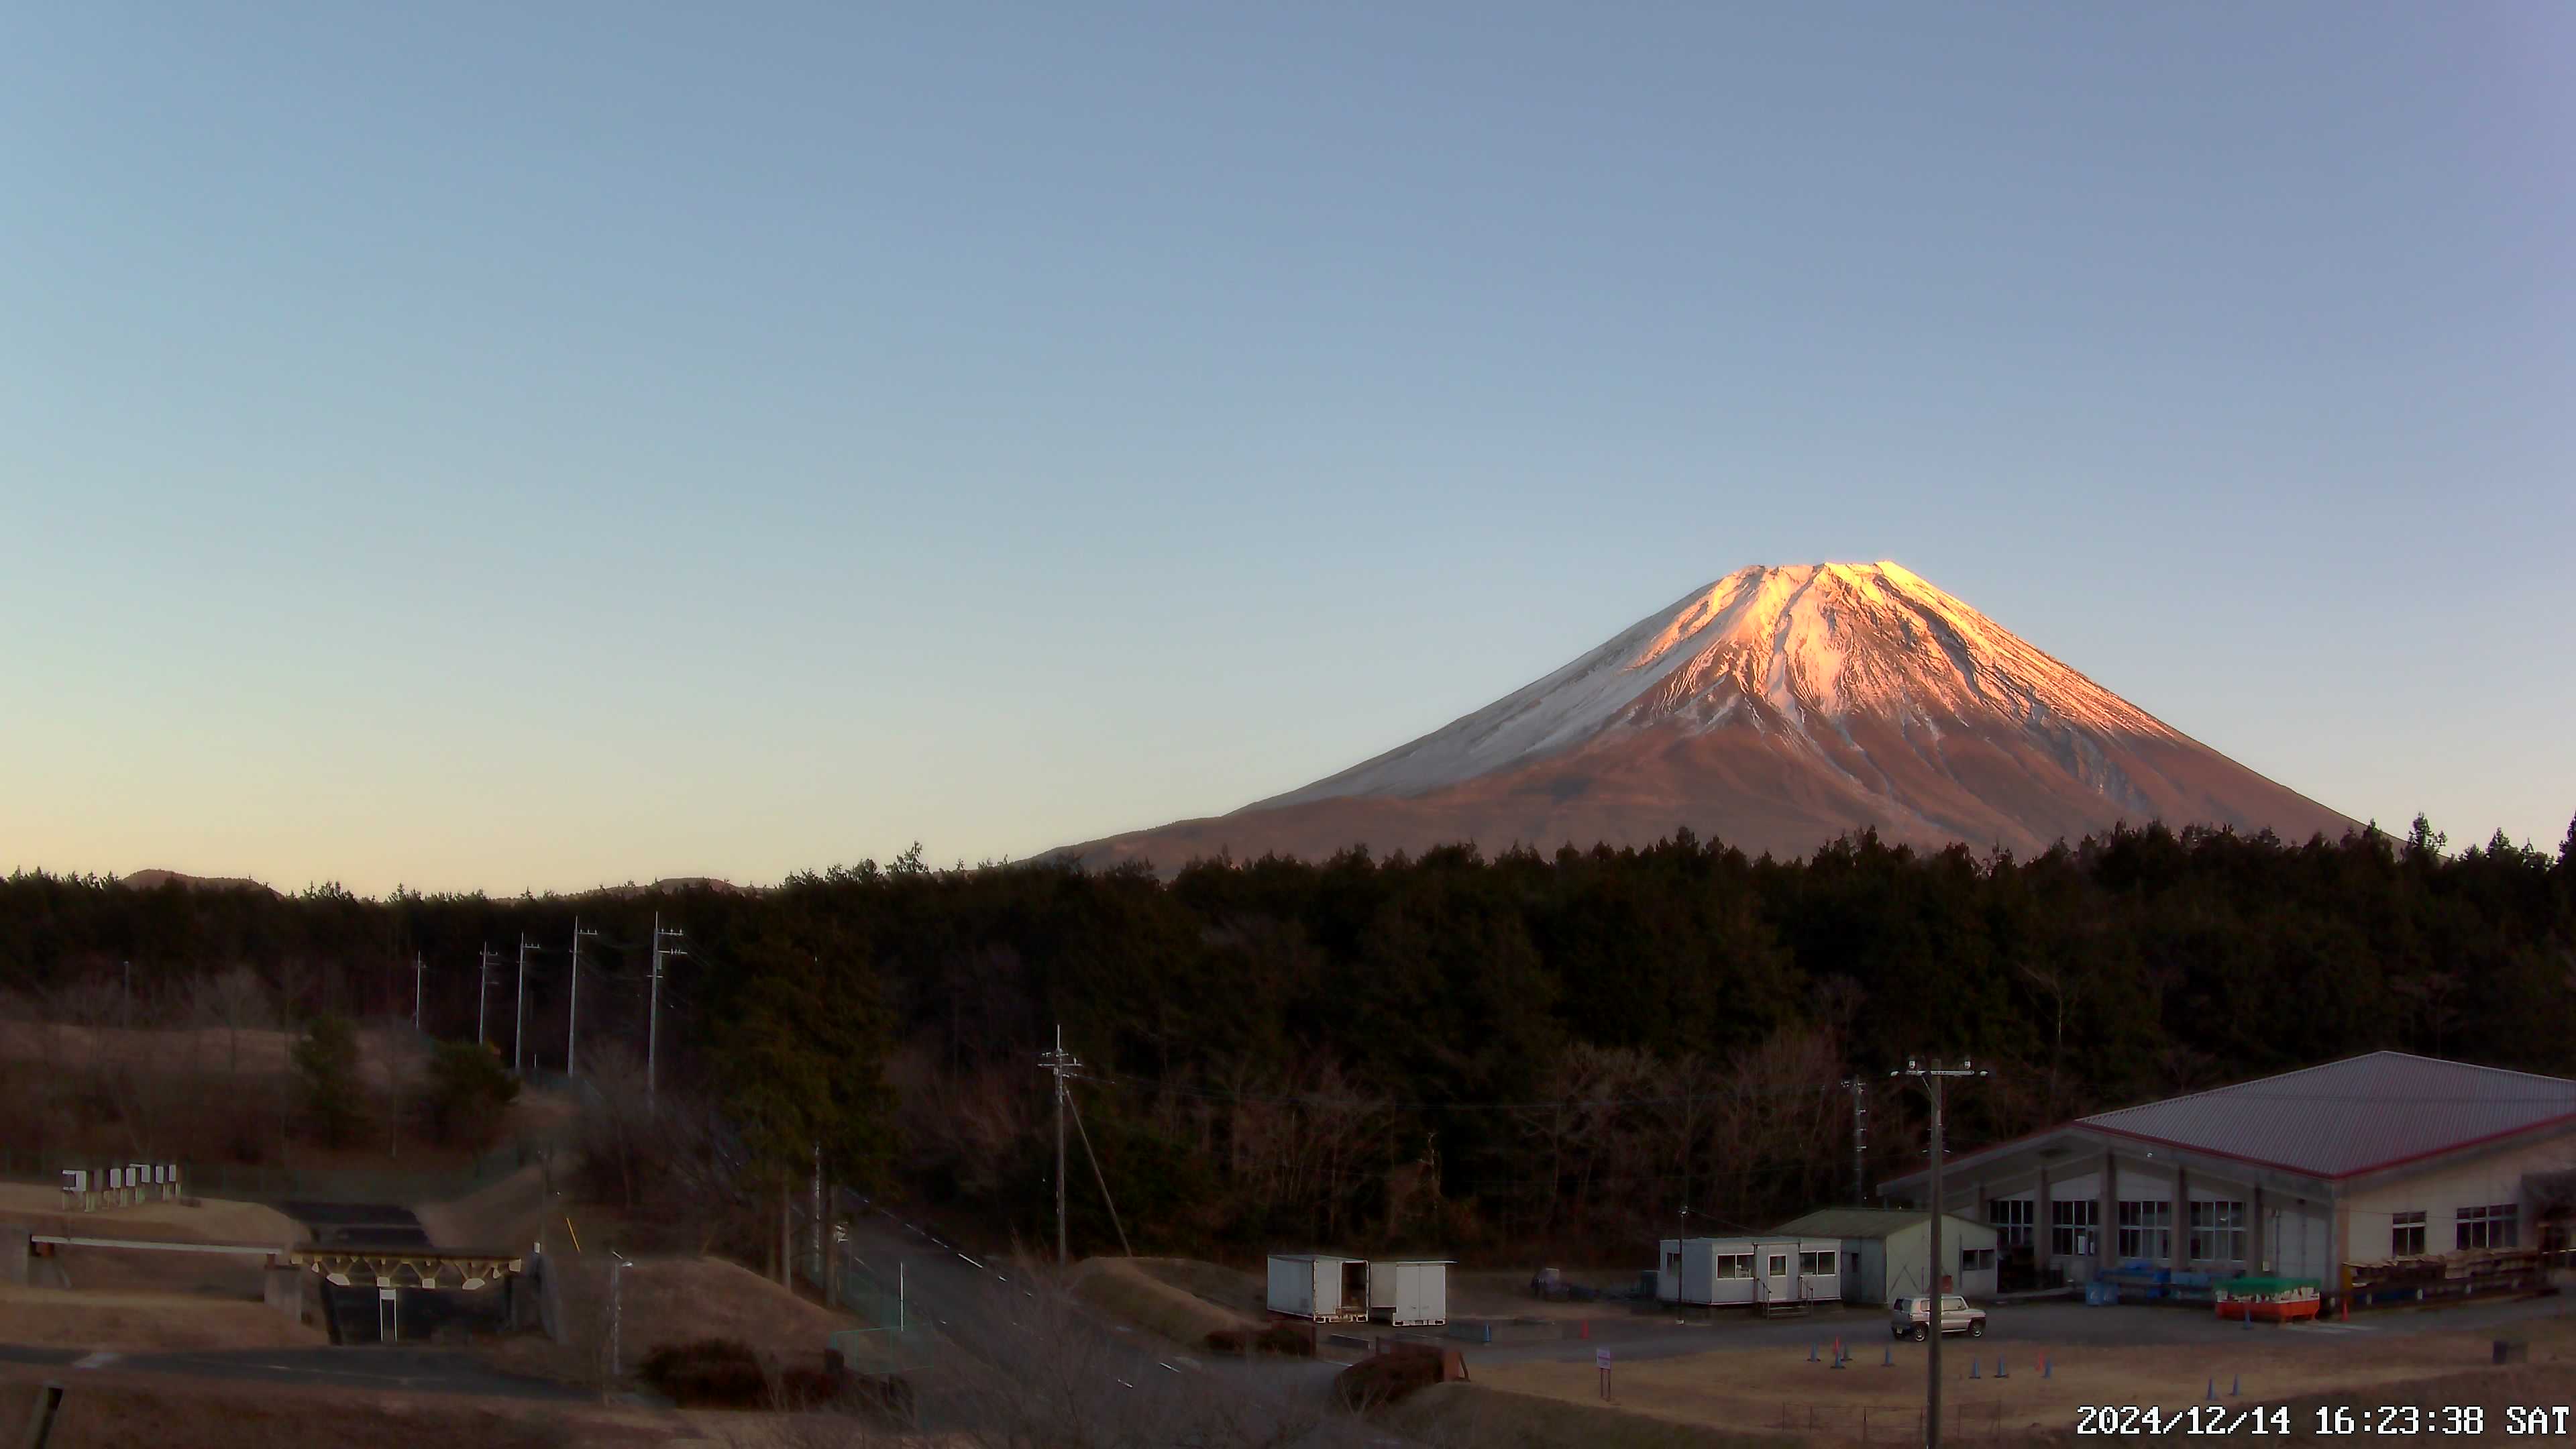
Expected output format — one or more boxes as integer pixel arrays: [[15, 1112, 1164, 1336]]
[[833, 1194, 1393, 1444], [0, 1343, 588, 1399]]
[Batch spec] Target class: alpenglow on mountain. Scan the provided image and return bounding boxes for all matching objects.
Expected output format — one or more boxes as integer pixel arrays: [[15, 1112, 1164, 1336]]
[[1067, 562, 2355, 870]]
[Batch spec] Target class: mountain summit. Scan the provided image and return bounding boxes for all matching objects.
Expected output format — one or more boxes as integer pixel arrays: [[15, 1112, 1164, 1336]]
[[1069, 562, 2354, 870]]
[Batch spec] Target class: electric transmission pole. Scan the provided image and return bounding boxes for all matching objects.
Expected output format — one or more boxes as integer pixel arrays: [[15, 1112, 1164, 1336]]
[[647, 914, 686, 1105], [514, 934, 537, 1074], [1893, 1058, 1990, 1449], [1038, 1025, 1082, 1265], [413, 952, 426, 1033], [477, 944, 498, 1047], [1840, 1076, 1870, 1205], [567, 918, 600, 1077]]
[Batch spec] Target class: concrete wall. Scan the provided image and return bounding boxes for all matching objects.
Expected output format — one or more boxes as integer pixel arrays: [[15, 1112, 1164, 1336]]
[[2343, 1134, 2576, 1265]]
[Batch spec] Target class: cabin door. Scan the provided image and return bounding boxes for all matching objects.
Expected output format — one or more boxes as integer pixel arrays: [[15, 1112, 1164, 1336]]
[[1762, 1250, 1793, 1303]]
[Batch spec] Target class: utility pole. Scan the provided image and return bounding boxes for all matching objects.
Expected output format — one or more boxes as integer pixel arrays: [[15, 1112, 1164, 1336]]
[[514, 934, 537, 1074], [1038, 1025, 1082, 1265], [647, 914, 686, 1105], [477, 945, 498, 1047], [1893, 1058, 1989, 1449], [1840, 1077, 1870, 1205], [413, 952, 426, 1033], [123, 959, 132, 1028], [566, 918, 600, 1077]]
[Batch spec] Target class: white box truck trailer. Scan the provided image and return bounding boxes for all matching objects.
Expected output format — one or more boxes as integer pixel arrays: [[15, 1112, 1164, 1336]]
[[1366, 1260, 1451, 1327], [1267, 1254, 1368, 1322]]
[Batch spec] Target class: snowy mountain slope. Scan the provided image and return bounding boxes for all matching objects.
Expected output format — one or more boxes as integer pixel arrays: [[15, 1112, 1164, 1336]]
[[1065, 563, 2354, 871]]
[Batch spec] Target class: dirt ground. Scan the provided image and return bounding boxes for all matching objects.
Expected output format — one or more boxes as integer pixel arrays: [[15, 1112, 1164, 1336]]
[[0, 1284, 322, 1351], [1477, 1313, 2576, 1446]]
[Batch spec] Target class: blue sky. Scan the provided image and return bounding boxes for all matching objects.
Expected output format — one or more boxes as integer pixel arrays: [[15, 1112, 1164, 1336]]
[[4, 3, 2569, 894]]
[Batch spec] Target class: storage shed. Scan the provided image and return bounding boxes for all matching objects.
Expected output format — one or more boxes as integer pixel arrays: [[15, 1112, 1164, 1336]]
[[1267, 1254, 1368, 1322], [1365, 1260, 1451, 1327], [1772, 1208, 1999, 1305], [1654, 1236, 1840, 1308]]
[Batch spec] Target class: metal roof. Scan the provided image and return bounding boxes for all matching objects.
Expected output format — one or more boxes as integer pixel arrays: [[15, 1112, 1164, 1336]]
[[1772, 1208, 1993, 1240], [2077, 1052, 2576, 1179]]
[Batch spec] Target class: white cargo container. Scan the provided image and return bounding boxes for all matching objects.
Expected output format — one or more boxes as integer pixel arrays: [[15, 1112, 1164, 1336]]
[[1267, 1254, 1368, 1322], [1366, 1260, 1451, 1327]]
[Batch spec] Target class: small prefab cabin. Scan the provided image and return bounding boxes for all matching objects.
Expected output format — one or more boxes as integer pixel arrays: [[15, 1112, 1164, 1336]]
[[1656, 1237, 1841, 1308], [1772, 1209, 2000, 1305], [1267, 1254, 1368, 1322], [1366, 1260, 1451, 1328]]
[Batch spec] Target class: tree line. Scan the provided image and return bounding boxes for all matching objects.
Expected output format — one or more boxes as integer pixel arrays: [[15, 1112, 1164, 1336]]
[[4, 814, 2571, 1263]]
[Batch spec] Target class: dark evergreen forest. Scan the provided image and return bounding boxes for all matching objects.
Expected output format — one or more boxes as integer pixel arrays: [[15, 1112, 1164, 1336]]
[[5, 816, 2571, 1263]]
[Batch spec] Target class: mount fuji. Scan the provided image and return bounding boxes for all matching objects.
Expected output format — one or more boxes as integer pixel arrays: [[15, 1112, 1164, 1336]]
[[1064, 562, 2354, 870]]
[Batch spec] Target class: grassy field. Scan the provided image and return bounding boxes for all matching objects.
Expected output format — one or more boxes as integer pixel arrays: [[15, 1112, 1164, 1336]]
[[1474, 1311, 2576, 1446]]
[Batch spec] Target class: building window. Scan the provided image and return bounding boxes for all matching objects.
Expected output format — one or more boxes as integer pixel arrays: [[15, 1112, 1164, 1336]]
[[1800, 1250, 1834, 1275], [1960, 1247, 1996, 1271], [2457, 1204, 2518, 1250], [2392, 1210, 2426, 1256], [1768, 1254, 1788, 1279], [2117, 1201, 2174, 1260], [1715, 1253, 1752, 1280], [2051, 1199, 2099, 1257], [1989, 1199, 2033, 1248], [1664, 1249, 1682, 1275], [2190, 1201, 2247, 1263]]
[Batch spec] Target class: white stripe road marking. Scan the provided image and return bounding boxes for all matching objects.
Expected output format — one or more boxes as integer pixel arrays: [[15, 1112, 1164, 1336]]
[[956, 1252, 985, 1269], [70, 1352, 120, 1371]]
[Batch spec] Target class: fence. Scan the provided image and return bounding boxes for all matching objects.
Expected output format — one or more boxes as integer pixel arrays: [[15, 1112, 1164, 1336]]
[[829, 1252, 936, 1375]]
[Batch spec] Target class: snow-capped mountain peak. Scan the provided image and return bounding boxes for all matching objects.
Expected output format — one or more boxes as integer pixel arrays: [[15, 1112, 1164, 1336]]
[[1256, 562, 2172, 810]]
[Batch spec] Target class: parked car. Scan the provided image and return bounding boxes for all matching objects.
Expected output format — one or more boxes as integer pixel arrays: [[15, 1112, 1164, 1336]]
[[1890, 1294, 1986, 1340]]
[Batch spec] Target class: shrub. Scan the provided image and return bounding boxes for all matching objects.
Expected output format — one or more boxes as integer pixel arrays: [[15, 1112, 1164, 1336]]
[[637, 1338, 768, 1408]]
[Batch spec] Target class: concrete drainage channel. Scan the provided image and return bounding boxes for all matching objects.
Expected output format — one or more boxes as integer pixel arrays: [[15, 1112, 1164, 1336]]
[[17, 1382, 66, 1448]]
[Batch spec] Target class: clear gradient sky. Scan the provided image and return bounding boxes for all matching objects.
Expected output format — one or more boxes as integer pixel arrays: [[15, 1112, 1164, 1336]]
[[5, 4, 2570, 896]]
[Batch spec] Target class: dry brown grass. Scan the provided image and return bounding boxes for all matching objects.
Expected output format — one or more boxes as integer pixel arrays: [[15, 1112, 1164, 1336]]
[[1383, 1381, 1799, 1448], [1476, 1312, 2576, 1447], [482, 1252, 855, 1395], [419, 1163, 557, 1251], [0, 1367, 718, 1449], [0, 1285, 321, 1350], [1071, 1256, 1256, 1346], [1130, 1256, 1265, 1316], [0, 1182, 303, 1244]]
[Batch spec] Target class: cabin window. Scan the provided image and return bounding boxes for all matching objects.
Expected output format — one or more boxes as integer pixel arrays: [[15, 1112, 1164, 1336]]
[[1799, 1250, 1833, 1275], [2457, 1204, 2518, 1250], [1960, 1247, 1995, 1271], [2391, 1210, 2426, 1256], [1715, 1253, 1753, 1280]]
